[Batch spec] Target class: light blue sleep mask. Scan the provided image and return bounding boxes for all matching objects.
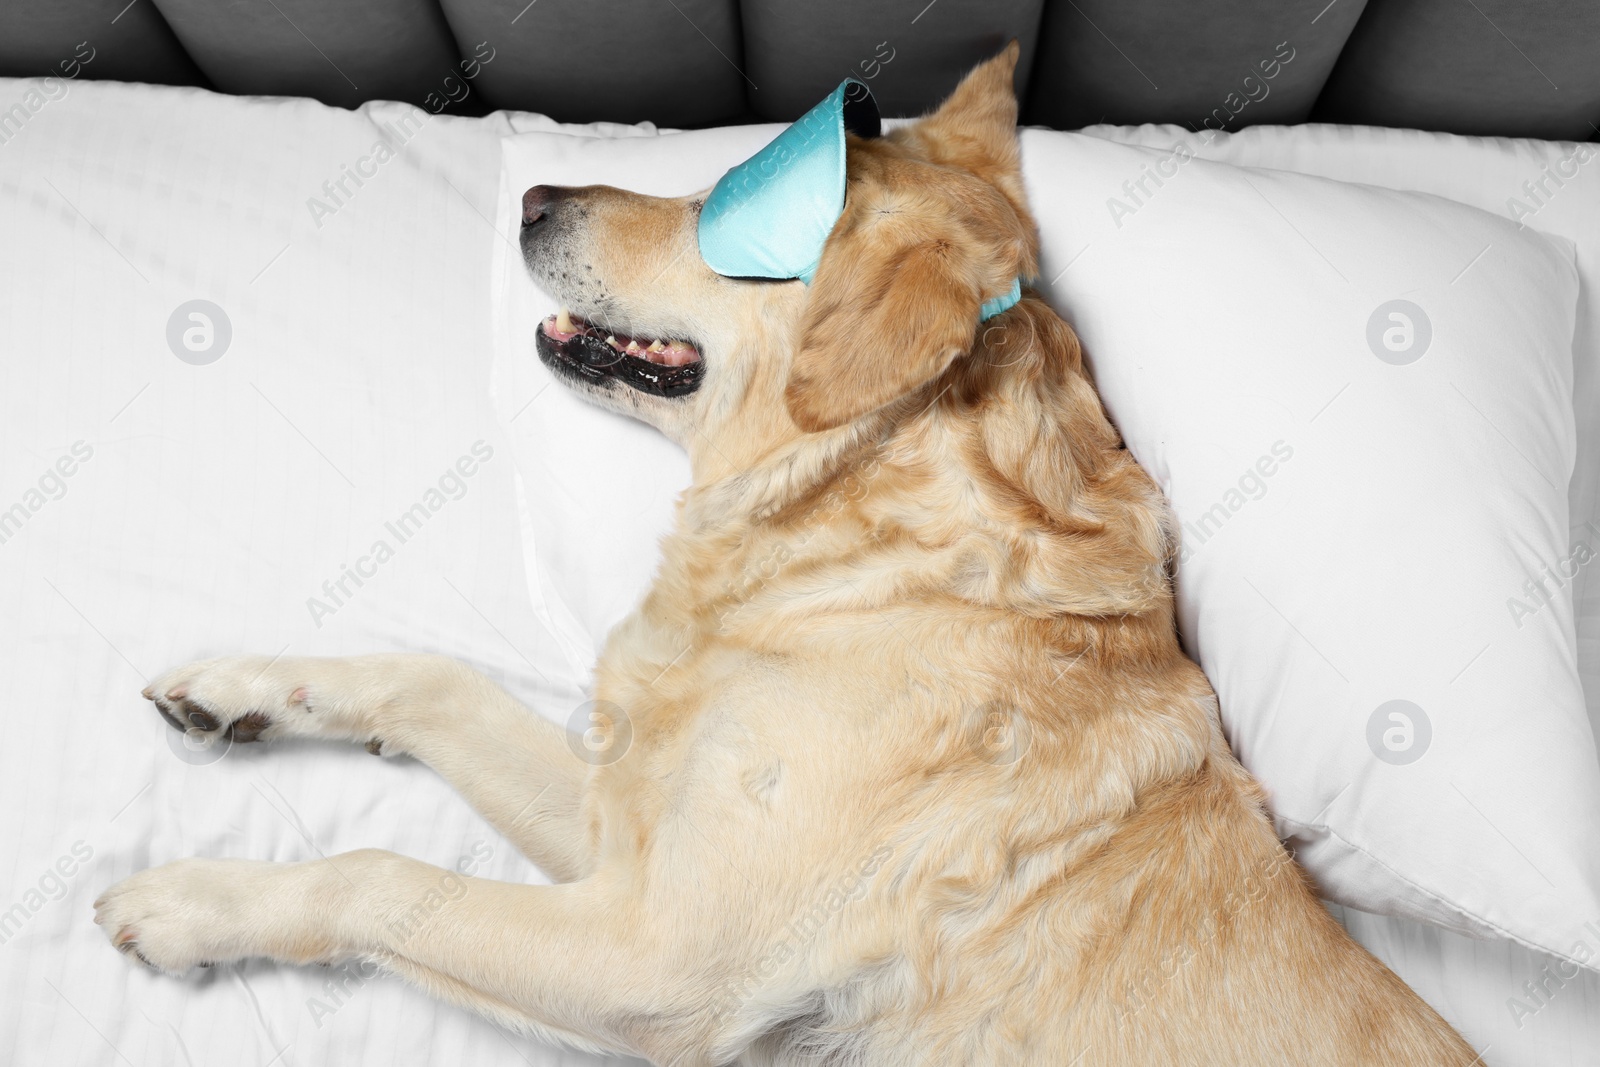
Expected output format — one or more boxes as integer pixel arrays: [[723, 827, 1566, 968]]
[[698, 78, 1022, 322]]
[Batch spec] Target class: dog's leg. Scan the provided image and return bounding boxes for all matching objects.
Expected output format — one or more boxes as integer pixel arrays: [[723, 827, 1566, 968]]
[[142, 655, 591, 880], [95, 851, 720, 1064]]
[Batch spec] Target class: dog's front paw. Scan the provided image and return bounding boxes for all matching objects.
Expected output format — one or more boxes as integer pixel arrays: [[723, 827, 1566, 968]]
[[142, 656, 314, 747], [93, 859, 264, 974]]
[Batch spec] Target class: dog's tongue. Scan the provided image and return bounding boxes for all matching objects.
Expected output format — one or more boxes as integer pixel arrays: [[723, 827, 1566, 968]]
[[542, 309, 701, 366]]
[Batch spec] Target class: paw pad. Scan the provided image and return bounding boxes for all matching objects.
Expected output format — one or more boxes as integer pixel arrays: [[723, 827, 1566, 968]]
[[229, 712, 273, 744], [145, 687, 275, 747]]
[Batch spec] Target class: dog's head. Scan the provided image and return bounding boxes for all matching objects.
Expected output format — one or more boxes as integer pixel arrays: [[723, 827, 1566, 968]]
[[519, 44, 1037, 477]]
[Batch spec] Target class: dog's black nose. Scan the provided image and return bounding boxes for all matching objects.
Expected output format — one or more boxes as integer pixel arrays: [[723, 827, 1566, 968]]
[[522, 185, 564, 227]]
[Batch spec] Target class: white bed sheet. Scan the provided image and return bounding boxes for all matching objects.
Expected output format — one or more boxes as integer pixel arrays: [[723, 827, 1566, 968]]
[[0, 78, 627, 1067], [0, 75, 1593, 1066]]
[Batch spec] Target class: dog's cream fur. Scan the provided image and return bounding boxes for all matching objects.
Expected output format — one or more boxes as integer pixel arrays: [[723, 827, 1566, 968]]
[[97, 46, 1480, 1066]]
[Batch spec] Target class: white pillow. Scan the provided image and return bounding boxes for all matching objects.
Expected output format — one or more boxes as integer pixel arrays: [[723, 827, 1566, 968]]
[[1081, 122, 1600, 741], [491, 125, 1600, 968]]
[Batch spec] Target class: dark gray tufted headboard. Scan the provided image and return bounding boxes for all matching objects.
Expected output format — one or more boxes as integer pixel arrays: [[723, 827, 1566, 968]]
[[2, 0, 1596, 140]]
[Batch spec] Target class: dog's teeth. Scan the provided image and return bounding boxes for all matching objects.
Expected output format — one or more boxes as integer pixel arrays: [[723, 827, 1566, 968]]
[[605, 335, 619, 348], [648, 340, 665, 353], [626, 340, 641, 354], [555, 307, 575, 334]]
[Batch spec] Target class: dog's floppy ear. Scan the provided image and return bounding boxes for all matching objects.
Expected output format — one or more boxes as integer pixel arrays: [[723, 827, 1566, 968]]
[[784, 219, 981, 433], [784, 44, 1028, 433], [783, 43, 1028, 433]]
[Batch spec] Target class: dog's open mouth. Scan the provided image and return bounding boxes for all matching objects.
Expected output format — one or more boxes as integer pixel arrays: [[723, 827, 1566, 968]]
[[536, 308, 705, 398]]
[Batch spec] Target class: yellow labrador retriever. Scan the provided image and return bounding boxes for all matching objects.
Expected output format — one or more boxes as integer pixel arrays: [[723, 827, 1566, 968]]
[[97, 45, 1479, 1066]]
